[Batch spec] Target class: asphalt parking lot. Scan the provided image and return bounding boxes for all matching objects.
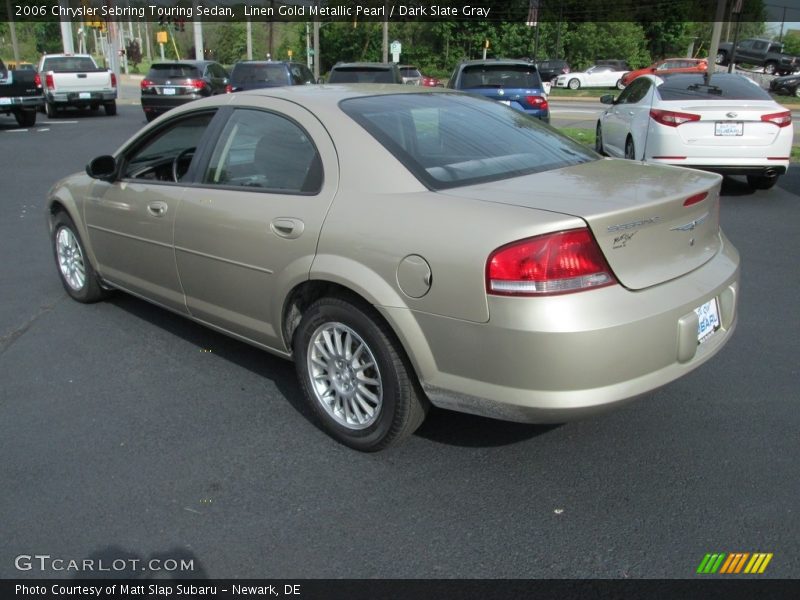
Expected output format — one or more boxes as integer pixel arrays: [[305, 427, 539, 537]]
[[1, 104, 799, 580]]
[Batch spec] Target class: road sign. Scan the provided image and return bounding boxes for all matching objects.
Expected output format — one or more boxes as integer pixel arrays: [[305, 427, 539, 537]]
[[156, 31, 167, 44], [390, 40, 401, 55]]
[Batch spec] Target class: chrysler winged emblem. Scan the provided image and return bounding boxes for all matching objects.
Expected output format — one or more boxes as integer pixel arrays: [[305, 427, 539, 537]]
[[671, 212, 709, 232], [726, 112, 738, 118]]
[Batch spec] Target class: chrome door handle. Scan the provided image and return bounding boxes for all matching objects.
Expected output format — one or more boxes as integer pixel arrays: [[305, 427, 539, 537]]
[[147, 201, 168, 217], [270, 218, 305, 239]]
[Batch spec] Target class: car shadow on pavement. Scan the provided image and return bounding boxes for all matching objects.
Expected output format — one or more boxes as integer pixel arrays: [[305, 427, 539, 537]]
[[107, 294, 560, 449], [106, 294, 313, 419], [415, 407, 560, 448]]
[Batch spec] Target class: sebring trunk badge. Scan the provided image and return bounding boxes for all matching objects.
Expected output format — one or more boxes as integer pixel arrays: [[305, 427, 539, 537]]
[[671, 212, 709, 232]]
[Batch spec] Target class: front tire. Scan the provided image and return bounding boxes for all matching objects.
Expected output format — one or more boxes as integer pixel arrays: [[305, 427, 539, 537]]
[[567, 78, 580, 90], [763, 61, 777, 75], [293, 296, 428, 451], [52, 212, 106, 303], [747, 174, 779, 190], [595, 122, 605, 155], [715, 51, 727, 65], [616, 79, 625, 90], [624, 136, 636, 160]]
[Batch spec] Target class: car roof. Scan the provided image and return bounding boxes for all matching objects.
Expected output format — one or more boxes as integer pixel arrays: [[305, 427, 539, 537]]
[[458, 59, 535, 67], [332, 62, 397, 69], [233, 60, 301, 66], [150, 60, 216, 67]]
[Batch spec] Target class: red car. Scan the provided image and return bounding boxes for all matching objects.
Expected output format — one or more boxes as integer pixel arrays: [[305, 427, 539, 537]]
[[620, 58, 707, 87], [422, 75, 444, 87]]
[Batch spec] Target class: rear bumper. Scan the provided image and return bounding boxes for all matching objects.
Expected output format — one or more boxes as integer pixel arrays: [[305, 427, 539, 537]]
[[650, 160, 789, 177], [141, 95, 203, 113], [381, 233, 740, 423], [46, 90, 116, 105], [0, 95, 44, 110]]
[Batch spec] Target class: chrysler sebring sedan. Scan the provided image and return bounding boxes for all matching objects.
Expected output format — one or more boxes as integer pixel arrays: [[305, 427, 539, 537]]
[[47, 85, 739, 451]]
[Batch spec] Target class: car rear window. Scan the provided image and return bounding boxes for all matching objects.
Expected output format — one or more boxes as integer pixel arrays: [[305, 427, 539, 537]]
[[459, 64, 541, 89], [148, 64, 201, 79], [400, 67, 421, 78], [340, 93, 596, 190], [658, 74, 771, 100], [231, 63, 289, 85], [42, 56, 97, 71], [329, 67, 397, 84]]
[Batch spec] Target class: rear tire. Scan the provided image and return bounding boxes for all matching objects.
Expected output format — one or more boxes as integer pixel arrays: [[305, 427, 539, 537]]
[[568, 78, 580, 90], [794, 86, 800, 98], [145, 111, 157, 122], [763, 62, 777, 75], [293, 295, 428, 451], [747, 174, 779, 190], [104, 101, 117, 116], [45, 101, 57, 118], [624, 136, 636, 160], [14, 109, 36, 127], [52, 212, 106, 303], [715, 51, 727, 65]]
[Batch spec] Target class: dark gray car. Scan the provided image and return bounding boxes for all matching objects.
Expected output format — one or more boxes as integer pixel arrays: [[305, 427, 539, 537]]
[[230, 61, 315, 92]]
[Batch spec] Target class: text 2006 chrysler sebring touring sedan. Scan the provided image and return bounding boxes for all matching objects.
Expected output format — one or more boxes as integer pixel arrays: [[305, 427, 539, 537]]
[[47, 85, 739, 451]]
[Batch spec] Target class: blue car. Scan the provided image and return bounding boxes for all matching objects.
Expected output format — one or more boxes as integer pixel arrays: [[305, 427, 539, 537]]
[[448, 59, 550, 122]]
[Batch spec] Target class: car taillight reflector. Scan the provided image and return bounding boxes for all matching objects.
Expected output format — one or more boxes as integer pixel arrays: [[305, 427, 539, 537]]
[[188, 79, 206, 90], [761, 110, 791, 127], [225, 84, 233, 93], [649, 108, 700, 127], [140, 78, 154, 90], [526, 95, 549, 110], [487, 229, 616, 296], [45, 73, 55, 89], [683, 192, 708, 207], [34, 73, 42, 88], [110, 72, 116, 88]]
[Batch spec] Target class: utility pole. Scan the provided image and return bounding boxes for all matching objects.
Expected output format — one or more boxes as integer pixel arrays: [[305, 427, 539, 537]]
[[313, 0, 320, 80], [193, 15, 204, 59], [5, 0, 20, 64], [382, 2, 388, 62], [246, 18, 253, 60], [59, 0, 75, 54], [706, 0, 728, 85]]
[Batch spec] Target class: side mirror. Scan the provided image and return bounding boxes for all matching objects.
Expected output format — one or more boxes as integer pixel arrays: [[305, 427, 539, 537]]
[[86, 155, 116, 180], [600, 94, 616, 105]]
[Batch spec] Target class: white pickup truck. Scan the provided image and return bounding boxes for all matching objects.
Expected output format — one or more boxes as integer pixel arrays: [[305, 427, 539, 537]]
[[38, 54, 117, 117]]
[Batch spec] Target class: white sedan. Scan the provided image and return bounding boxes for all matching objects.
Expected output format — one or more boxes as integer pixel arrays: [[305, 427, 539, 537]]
[[554, 65, 628, 90], [595, 73, 793, 190]]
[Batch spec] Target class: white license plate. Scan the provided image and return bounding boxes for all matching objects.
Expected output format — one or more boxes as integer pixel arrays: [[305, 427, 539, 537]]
[[0, 97, 12, 105], [163, 87, 176, 95], [695, 298, 721, 344], [498, 100, 511, 106], [79, 92, 91, 99], [715, 121, 743, 136]]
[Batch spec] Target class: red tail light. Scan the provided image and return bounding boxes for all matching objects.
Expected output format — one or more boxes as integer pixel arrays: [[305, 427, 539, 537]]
[[649, 108, 700, 127], [188, 79, 207, 91], [225, 84, 233, 93], [34, 72, 42, 88], [45, 73, 55, 90], [140, 78, 154, 90], [761, 110, 791, 127], [486, 229, 616, 296], [526, 95, 549, 111], [110, 72, 116, 88], [683, 192, 708, 207]]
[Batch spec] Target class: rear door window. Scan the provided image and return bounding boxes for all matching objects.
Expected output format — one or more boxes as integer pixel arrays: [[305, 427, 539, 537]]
[[148, 64, 201, 79], [658, 74, 772, 101]]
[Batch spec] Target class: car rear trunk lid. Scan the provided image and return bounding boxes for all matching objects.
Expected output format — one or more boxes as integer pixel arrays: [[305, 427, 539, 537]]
[[441, 159, 723, 290]]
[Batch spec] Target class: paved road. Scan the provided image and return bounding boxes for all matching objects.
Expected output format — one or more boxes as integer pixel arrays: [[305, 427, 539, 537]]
[[1, 105, 799, 580]]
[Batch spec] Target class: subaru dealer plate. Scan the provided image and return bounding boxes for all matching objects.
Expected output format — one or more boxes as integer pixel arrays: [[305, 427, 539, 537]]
[[695, 298, 720, 344], [715, 121, 743, 136], [163, 87, 176, 95]]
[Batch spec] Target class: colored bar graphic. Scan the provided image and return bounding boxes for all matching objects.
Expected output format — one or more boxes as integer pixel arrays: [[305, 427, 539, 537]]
[[698, 552, 773, 574]]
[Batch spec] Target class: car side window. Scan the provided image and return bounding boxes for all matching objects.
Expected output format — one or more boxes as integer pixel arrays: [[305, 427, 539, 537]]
[[203, 108, 322, 193], [619, 79, 649, 104], [121, 112, 216, 182]]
